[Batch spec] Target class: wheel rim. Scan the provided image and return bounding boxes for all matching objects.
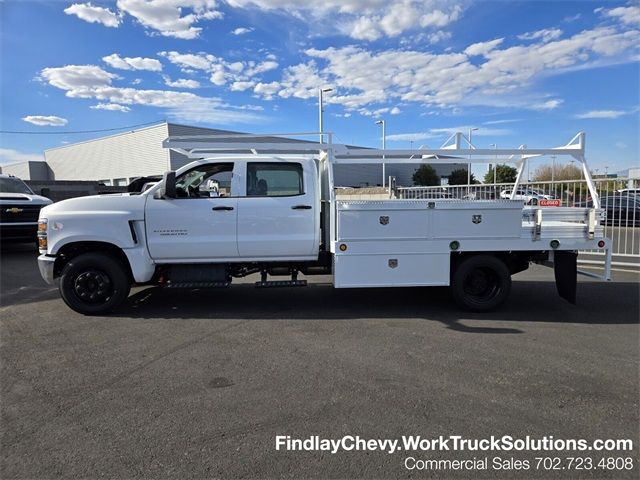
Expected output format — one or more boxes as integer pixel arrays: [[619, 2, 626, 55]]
[[462, 267, 501, 303], [73, 270, 113, 304]]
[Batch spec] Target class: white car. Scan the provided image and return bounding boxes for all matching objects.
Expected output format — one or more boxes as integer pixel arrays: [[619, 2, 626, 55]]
[[499, 188, 544, 204]]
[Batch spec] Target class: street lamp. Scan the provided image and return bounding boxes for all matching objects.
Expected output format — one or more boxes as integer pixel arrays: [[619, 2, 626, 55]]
[[376, 119, 386, 187], [318, 87, 332, 143], [489, 143, 497, 185], [468, 127, 478, 188]]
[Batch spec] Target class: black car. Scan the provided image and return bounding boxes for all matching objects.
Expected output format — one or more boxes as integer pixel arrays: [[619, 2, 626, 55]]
[[0, 174, 53, 243], [576, 195, 640, 227]]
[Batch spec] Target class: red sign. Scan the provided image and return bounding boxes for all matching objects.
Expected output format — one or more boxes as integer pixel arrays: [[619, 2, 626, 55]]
[[539, 199, 561, 207]]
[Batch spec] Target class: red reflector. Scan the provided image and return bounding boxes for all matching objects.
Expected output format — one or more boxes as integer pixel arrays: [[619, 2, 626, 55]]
[[598, 240, 605, 248]]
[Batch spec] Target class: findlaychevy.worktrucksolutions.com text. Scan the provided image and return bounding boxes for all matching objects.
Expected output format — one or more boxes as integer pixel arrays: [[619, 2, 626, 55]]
[[275, 435, 634, 455]]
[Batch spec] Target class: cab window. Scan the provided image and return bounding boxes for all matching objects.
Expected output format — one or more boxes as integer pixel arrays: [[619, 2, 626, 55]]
[[175, 163, 234, 198], [246, 163, 303, 197]]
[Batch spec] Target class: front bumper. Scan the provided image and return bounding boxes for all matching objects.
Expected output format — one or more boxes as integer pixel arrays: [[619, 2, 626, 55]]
[[37, 255, 56, 285]]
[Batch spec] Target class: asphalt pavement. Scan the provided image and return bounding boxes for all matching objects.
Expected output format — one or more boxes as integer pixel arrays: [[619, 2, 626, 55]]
[[1, 243, 639, 479]]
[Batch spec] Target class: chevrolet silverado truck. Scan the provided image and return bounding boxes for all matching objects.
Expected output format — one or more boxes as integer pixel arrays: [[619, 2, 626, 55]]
[[37, 132, 611, 315], [1, 174, 52, 244]]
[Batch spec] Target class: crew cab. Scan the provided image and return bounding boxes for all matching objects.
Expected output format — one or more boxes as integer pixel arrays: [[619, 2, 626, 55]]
[[1, 174, 52, 244], [37, 132, 611, 315]]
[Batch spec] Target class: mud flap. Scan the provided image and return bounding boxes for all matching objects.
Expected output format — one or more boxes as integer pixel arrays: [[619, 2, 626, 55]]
[[554, 251, 577, 304]]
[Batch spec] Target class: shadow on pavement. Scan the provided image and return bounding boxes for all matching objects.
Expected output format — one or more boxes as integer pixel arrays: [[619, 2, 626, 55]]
[[113, 278, 639, 332]]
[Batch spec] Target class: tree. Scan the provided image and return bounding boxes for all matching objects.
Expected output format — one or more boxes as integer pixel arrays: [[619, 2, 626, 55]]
[[447, 168, 476, 185], [533, 163, 582, 181], [484, 164, 518, 184], [412, 165, 440, 186]]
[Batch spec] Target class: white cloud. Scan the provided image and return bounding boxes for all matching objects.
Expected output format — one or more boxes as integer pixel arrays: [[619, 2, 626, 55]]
[[574, 109, 627, 119], [39, 64, 263, 124], [386, 126, 512, 142], [64, 2, 121, 28], [160, 50, 279, 88], [116, 0, 223, 39], [253, 81, 280, 99], [531, 99, 563, 110], [464, 38, 504, 57], [159, 51, 215, 70], [518, 28, 563, 43], [228, 1, 464, 41], [0, 148, 44, 165], [103, 53, 162, 71], [22, 115, 68, 126], [230, 81, 255, 91], [231, 27, 253, 35], [255, 23, 638, 114], [90, 103, 132, 112], [602, 6, 640, 26], [163, 76, 201, 88]]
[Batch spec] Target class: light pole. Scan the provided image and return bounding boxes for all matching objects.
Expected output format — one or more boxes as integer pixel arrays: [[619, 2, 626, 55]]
[[376, 119, 386, 187], [489, 143, 497, 185], [318, 87, 332, 143], [551, 155, 556, 196], [468, 127, 478, 188]]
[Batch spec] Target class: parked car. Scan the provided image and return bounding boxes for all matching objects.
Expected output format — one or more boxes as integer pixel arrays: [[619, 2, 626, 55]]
[[575, 195, 640, 226], [499, 188, 544, 205], [0, 174, 53, 243]]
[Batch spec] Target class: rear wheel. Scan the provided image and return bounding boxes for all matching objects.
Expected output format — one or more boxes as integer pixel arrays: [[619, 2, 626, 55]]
[[59, 252, 131, 315], [451, 255, 511, 312]]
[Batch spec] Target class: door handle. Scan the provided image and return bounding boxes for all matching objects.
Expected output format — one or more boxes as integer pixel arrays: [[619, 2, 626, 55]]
[[291, 205, 312, 210], [212, 206, 234, 211]]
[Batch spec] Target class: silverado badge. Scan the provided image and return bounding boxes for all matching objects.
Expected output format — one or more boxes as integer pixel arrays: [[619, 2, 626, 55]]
[[6, 208, 24, 214], [472, 214, 482, 224], [379, 215, 389, 225]]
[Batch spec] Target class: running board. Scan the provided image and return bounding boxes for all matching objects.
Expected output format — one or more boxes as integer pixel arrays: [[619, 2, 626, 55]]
[[255, 280, 307, 288], [163, 281, 231, 289]]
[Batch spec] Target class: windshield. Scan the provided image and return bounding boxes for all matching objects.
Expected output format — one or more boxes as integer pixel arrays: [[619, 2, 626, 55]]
[[0, 177, 33, 194]]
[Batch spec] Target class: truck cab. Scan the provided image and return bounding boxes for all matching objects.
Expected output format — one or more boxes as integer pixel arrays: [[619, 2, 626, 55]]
[[37, 156, 324, 314], [144, 157, 320, 262]]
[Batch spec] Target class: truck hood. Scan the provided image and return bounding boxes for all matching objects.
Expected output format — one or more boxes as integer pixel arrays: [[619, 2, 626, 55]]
[[0, 192, 52, 205], [40, 192, 146, 220]]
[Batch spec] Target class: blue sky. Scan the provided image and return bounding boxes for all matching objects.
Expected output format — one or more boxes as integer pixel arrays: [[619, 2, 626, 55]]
[[0, 0, 638, 175]]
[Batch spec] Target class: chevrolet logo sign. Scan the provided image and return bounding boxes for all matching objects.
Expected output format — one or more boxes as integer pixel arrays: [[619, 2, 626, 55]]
[[5, 208, 24, 214]]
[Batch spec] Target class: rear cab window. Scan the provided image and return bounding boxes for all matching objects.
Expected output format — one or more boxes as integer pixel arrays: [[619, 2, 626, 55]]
[[246, 163, 304, 197]]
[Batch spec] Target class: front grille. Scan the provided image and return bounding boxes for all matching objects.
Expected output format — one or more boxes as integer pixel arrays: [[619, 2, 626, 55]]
[[0, 205, 42, 223]]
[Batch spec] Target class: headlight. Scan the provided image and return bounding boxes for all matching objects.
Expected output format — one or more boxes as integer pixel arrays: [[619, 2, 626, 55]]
[[37, 219, 48, 253]]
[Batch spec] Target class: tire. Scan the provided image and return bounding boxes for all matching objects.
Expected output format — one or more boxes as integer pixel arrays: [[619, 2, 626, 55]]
[[451, 255, 511, 312], [59, 252, 131, 315]]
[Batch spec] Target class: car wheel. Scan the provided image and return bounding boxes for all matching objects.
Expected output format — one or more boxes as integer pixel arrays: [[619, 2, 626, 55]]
[[59, 252, 131, 315], [451, 255, 511, 312]]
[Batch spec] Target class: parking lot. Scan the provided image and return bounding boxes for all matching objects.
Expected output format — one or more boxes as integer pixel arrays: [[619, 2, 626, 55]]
[[1, 243, 639, 479]]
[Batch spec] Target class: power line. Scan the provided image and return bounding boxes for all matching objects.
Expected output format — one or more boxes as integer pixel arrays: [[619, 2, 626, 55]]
[[0, 120, 164, 135]]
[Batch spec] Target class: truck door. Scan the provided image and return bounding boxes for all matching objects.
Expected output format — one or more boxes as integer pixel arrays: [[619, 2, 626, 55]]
[[145, 162, 239, 261], [237, 161, 318, 260]]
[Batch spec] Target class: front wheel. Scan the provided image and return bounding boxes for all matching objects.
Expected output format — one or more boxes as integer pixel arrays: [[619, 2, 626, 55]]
[[451, 255, 511, 312], [59, 252, 131, 315]]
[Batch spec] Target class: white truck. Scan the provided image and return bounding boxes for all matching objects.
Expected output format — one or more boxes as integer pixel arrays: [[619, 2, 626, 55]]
[[37, 131, 611, 314]]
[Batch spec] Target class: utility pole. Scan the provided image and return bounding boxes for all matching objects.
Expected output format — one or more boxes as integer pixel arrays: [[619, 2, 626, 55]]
[[468, 127, 478, 192], [318, 87, 332, 144], [376, 119, 386, 187]]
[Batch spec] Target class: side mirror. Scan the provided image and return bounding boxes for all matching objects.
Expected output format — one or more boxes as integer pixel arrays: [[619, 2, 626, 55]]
[[161, 171, 176, 198]]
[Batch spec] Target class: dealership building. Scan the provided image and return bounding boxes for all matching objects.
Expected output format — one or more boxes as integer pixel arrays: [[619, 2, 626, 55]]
[[2, 122, 464, 187]]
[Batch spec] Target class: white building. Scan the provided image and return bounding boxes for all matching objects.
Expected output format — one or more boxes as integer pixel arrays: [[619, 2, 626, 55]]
[[3, 122, 461, 187]]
